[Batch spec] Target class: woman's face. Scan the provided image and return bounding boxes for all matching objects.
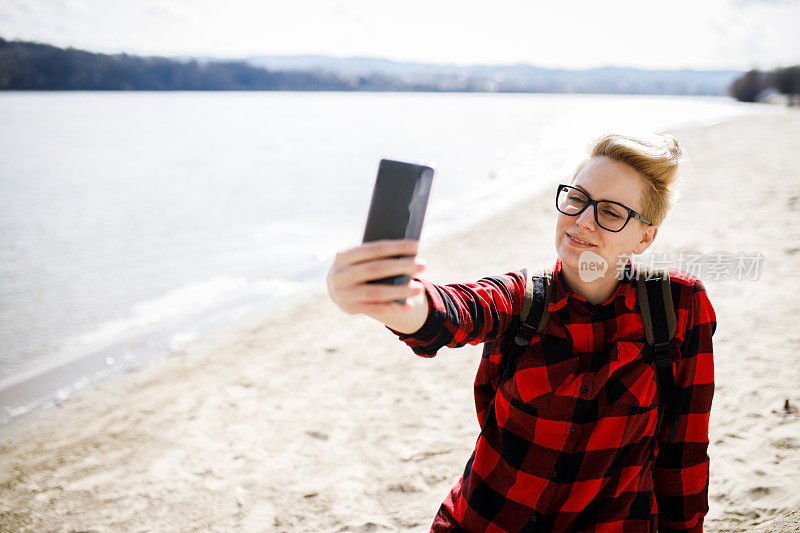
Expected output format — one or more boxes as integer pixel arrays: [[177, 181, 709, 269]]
[[555, 156, 657, 282]]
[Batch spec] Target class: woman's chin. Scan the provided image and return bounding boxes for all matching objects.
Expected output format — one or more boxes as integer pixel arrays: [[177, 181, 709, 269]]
[[556, 247, 582, 272], [558, 244, 613, 275]]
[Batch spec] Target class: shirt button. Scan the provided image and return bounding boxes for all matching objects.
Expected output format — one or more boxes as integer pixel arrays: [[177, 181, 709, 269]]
[[580, 385, 588, 394], [570, 425, 577, 433]]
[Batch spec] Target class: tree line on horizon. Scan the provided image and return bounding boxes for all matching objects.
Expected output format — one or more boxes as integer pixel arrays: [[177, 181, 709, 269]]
[[0, 36, 373, 91], [729, 66, 800, 104], [0, 35, 743, 96]]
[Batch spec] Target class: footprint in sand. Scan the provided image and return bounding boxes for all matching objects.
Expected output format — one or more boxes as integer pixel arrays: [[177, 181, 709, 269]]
[[770, 436, 800, 449], [387, 481, 424, 494], [746, 485, 800, 510], [338, 521, 394, 532]]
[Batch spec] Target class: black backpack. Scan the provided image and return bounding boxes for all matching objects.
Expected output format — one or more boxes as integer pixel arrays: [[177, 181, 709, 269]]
[[499, 266, 681, 442]]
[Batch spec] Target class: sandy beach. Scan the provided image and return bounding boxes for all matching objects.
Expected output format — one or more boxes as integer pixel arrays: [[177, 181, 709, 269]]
[[2, 111, 799, 532]]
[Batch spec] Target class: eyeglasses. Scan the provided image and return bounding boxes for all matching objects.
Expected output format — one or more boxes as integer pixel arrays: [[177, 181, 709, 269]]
[[556, 184, 652, 232]]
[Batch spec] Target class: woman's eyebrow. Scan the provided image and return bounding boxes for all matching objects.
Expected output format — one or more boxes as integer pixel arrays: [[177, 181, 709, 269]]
[[574, 185, 594, 198], [574, 185, 627, 206]]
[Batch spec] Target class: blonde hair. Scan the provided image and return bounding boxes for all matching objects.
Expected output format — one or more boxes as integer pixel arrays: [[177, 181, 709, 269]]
[[570, 133, 684, 227]]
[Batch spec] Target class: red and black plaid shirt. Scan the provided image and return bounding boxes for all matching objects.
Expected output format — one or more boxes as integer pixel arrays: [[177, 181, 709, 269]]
[[391, 258, 716, 532]]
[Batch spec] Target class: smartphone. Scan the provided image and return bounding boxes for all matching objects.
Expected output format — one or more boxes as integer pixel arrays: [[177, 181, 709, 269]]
[[362, 159, 434, 299]]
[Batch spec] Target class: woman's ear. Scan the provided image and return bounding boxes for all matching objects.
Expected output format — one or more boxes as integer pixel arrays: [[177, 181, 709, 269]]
[[633, 226, 658, 255]]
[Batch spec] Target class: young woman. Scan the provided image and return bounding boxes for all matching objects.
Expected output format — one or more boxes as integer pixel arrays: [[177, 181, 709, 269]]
[[327, 134, 716, 532]]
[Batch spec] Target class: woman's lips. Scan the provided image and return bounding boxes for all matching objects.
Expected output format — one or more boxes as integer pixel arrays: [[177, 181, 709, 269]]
[[566, 232, 596, 247]]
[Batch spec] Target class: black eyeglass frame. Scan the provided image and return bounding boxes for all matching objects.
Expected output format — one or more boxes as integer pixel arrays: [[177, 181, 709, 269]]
[[555, 184, 652, 232]]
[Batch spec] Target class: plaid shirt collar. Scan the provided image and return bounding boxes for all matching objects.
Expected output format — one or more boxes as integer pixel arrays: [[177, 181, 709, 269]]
[[549, 257, 637, 312]]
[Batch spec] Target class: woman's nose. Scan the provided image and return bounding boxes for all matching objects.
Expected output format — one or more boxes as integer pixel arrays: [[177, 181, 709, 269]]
[[576, 204, 597, 230]]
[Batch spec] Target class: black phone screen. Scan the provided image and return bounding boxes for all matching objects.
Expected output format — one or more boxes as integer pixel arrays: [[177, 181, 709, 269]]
[[362, 159, 434, 288]]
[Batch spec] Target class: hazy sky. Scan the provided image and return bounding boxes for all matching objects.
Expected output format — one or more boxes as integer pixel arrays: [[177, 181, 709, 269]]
[[2, 0, 799, 70]]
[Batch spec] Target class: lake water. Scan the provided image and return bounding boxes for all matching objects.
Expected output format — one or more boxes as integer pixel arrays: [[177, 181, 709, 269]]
[[0, 91, 774, 425]]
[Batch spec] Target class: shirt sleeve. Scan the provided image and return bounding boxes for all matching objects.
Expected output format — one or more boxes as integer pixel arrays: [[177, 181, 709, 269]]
[[654, 278, 717, 532], [386, 270, 527, 358]]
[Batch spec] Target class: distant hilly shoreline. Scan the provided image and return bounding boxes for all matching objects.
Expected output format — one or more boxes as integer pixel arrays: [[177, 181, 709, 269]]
[[0, 36, 741, 95]]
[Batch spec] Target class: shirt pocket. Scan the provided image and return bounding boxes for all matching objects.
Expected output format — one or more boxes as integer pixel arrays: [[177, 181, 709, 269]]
[[498, 335, 575, 417], [605, 340, 658, 408]]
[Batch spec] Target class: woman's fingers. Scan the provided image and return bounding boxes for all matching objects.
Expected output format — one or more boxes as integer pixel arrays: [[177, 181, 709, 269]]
[[327, 240, 427, 316], [342, 255, 426, 286], [351, 281, 423, 303], [333, 280, 425, 315], [335, 239, 419, 268]]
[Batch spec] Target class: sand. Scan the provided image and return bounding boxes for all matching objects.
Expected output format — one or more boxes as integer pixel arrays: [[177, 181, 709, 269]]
[[1, 111, 799, 532]]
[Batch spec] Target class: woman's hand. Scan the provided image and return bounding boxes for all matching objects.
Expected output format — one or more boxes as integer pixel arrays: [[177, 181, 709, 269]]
[[327, 239, 430, 334]]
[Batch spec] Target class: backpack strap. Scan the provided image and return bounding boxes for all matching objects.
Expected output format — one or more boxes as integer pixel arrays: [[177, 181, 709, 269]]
[[499, 268, 552, 383], [515, 268, 552, 346], [635, 267, 680, 442]]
